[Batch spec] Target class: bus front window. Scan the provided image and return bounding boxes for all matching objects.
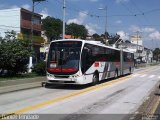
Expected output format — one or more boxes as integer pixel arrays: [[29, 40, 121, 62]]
[[47, 41, 82, 74]]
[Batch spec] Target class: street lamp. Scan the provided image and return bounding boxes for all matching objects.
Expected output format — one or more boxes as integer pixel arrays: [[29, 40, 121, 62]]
[[98, 6, 107, 39], [31, 0, 46, 49], [62, 0, 66, 39], [28, 0, 46, 72]]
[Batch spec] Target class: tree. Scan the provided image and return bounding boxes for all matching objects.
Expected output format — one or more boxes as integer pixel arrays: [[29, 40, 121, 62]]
[[66, 23, 88, 39], [4, 30, 16, 41], [92, 33, 100, 39], [125, 40, 131, 43], [0, 36, 3, 44], [92, 33, 104, 43], [153, 48, 160, 62], [42, 16, 63, 41], [0, 31, 31, 75], [108, 34, 120, 45]]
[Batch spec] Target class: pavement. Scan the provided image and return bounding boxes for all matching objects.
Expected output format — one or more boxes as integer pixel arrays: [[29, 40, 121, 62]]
[[0, 77, 46, 94], [0, 64, 159, 120]]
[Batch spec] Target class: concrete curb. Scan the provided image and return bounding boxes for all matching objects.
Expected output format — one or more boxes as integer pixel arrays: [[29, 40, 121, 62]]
[[0, 77, 46, 94]]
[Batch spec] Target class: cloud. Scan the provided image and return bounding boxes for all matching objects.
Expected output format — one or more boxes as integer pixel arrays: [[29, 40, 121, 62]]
[[116, 0, 129, 3], [40, 8, 49, 19], [67, 11, 88, 25], [117, 31, 129, 40], [130, 25, 156, 33], [85, 24, 96, 35], [21, 4, 31, 10], [142, 27, 155, 33], [128, 25, 160, 48], [85, 23, 99, 35], [149, 31, 160, 40], [67, 11, 98, 35], [129, 25, 141, 32]]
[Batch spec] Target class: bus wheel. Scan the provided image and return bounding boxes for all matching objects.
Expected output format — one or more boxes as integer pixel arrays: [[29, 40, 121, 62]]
[[92, 73, 99, 85], [114, 70, 118, 79]]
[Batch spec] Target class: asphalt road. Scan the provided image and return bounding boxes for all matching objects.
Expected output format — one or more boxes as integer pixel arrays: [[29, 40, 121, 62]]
[[0, 65, 160, 120]]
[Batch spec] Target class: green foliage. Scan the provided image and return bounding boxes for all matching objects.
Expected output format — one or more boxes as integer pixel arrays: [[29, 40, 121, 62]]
[[92, 33, 100, 39], [66, 23, 88, 39], [42, 16, 88, 40], [42, 16, 62, 41], [32, 61, 46, 76], [153, 48, 160, 61], [92, 33, 105, 43], [0, 41, 31, 75], [0, 31, 31, 75], [108, 34, 120, 45]]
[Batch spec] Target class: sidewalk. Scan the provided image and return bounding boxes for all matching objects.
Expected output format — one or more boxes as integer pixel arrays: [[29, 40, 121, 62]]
[[0, 77, 46, 94]]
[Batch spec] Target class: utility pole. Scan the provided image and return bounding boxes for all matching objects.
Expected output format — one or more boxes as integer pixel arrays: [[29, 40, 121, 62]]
[[28, 0, 46, 73], [31, 0, 35, 52], [105, 6, 107, 39], [120, 46, 123, 75], [62, 0, 66, 39], [136, 31, 139, 51], [136, 31, 140, 61]]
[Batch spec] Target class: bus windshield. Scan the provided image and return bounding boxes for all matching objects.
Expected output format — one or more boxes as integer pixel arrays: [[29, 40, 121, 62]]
[[47, 41, 82, 74]]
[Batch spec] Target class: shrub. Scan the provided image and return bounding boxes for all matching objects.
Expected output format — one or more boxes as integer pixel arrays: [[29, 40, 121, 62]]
[[0, 40, 31, 75], [32, 61, 46, 76]]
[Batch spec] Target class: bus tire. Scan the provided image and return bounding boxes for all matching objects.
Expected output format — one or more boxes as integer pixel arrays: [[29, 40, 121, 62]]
[[114, 70, 118, 79], [92, 73, 99, 85]]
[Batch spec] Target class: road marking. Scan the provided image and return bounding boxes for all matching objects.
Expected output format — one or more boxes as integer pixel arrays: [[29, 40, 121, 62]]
[[149, 97, 160, 118], [158, 76, 160, 79], [2, 76, 131, 115], [149, 75, 155, 78], [1, 67, 158, 117]]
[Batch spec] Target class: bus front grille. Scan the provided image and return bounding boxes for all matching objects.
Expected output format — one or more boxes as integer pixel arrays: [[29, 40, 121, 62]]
[[54, 75, 69, 78]]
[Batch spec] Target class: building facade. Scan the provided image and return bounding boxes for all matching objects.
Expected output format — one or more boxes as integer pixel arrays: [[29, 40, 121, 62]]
[[0, 8, 44, 62], [118, 42, 153, 64], [130, 35, 142, 46]]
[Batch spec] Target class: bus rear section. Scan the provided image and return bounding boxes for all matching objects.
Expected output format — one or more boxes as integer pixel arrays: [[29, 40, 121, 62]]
[[46, 40, 84, 84]]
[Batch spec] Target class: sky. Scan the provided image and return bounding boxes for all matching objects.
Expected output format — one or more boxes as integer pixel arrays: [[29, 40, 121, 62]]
[[0, 0, 160, 49]]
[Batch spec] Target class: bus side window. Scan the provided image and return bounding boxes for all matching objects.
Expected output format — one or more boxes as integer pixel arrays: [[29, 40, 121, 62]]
[[81, 48, 87, 72], [81, 46, 92, 73]]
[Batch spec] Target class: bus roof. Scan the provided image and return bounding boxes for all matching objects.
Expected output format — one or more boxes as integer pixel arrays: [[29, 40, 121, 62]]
[[50, 39, 134, 53]]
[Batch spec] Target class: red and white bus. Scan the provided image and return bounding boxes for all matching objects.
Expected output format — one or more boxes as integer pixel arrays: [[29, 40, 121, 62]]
[[46, 39, 134, 85]]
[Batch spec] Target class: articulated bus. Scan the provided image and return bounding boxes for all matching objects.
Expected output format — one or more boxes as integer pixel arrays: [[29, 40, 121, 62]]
[[46, 39, 134, 85]]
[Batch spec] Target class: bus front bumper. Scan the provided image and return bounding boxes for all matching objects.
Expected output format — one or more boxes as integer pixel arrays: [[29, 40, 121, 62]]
[[47, 73, 84, 84]]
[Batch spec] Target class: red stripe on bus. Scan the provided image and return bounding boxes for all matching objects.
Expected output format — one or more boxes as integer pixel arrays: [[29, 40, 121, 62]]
[[48, 68, 61, 72], [62, 68, 78, 72], [47, 68, 78, 73]]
